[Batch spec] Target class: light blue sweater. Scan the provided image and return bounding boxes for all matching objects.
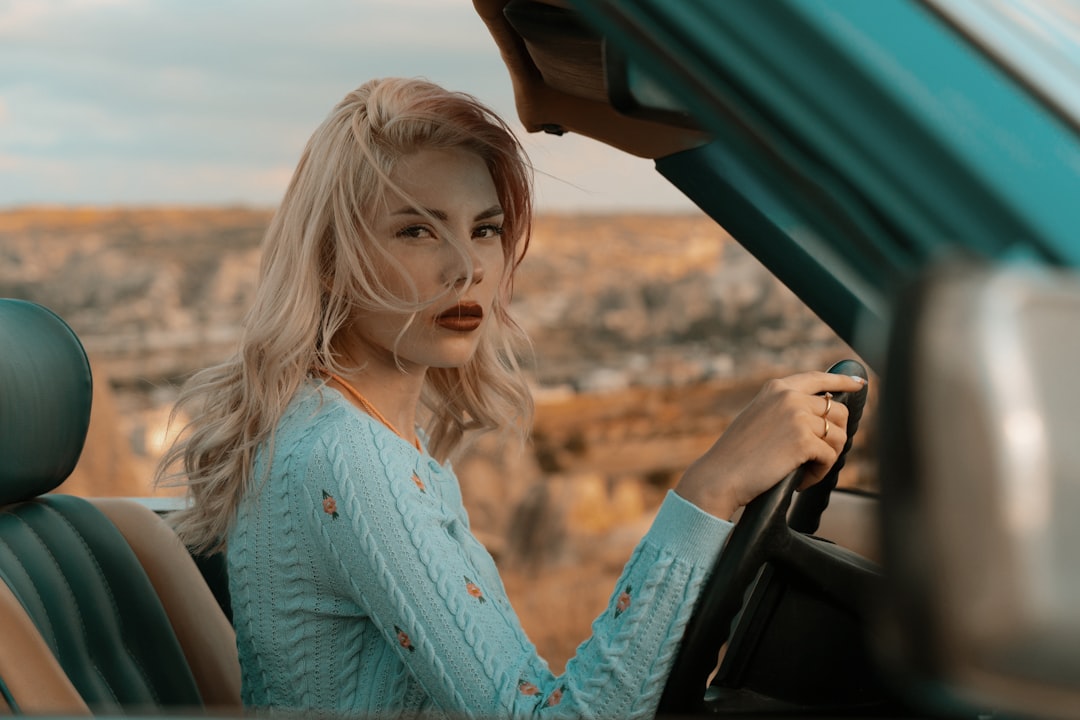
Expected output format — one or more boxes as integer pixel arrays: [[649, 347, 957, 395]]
[[227, 383, 733, 718]]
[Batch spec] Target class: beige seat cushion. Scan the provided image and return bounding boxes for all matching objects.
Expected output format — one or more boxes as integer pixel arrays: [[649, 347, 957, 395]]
[[89, 498, 240, 709]]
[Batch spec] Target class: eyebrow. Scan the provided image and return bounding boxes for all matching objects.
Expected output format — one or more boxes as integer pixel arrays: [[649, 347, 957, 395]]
[[391, 204, 504, 222]]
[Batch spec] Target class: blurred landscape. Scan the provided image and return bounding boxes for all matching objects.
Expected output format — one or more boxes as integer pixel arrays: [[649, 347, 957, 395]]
[[0, 206, 873, 670]]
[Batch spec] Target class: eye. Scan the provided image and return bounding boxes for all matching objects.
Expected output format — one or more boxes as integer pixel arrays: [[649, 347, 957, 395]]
[[395, 224, 435, 241], [473, 223, 504, 242]]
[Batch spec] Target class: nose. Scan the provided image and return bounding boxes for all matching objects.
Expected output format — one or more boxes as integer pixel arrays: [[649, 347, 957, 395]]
[[445, 242, 485, 288]]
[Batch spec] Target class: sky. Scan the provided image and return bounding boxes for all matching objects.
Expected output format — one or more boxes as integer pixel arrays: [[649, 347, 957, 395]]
[[0, 0, 697, 213]]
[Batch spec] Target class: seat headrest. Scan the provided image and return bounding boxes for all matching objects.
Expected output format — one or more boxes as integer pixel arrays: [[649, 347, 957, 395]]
[[0, 299, 92, 504]]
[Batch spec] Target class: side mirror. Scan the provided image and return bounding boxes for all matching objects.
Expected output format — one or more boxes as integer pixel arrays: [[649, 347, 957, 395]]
[[878, 261, 1080, 716]]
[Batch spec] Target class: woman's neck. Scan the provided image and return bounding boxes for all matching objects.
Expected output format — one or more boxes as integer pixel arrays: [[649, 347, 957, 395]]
[[330, 363, 426, 446]]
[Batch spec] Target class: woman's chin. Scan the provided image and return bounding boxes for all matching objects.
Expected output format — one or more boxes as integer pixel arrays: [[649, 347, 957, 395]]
[[424, 339, 483, 369]]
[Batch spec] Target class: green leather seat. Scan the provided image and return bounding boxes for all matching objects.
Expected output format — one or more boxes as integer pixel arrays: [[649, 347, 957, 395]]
[[0, 298, 238, 714]]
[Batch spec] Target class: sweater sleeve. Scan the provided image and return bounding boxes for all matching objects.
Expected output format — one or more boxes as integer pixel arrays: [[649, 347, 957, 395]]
[[295, 417, 732, 719]]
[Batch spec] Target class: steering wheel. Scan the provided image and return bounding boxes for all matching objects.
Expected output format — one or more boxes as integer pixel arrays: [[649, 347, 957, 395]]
[[657, 359, 870, 715]]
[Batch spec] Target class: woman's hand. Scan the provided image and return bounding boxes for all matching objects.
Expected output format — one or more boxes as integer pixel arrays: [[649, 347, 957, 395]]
[[675, 371, 866, 520]]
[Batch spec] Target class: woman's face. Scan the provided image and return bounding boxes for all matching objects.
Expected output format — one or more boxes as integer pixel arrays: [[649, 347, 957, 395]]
[[344, 146, 508, 374]]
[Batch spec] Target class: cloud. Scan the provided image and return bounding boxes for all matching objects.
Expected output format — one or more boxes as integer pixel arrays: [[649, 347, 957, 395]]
[[0, 151, 296, 206], [0, 0, 695, 211]]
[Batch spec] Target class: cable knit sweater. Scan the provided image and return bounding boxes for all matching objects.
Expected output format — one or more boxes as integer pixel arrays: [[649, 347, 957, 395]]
[[227, 382, 733, 718]]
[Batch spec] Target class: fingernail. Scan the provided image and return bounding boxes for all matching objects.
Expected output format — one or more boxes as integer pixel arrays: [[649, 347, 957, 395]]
[[850, 375, 866, 383]]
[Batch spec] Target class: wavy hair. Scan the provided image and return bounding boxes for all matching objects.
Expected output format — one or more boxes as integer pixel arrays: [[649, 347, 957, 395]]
[[157, 78, 535, 553]]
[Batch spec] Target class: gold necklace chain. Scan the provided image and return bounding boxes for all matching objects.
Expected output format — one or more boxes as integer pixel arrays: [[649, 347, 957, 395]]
[[324, 371, 421, 451]]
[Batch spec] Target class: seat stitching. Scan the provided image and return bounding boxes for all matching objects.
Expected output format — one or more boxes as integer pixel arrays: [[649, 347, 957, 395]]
[[41, 502, 165, 706], [0, 511, 64, 656], [0, 509, 122, 705], [13, 504, 154, 707]]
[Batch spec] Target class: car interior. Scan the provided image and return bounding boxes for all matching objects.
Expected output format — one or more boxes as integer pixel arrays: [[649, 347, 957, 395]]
[[0, 298, 240, 714]]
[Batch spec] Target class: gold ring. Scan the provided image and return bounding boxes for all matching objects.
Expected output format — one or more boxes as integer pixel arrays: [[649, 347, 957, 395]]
[[822, 417, 830, 439], [822, 392, 833, 417]]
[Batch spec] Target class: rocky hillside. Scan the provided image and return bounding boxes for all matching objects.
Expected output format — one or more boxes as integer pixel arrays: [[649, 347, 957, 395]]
[[1, 208, 845, 388], [1, 206, 874, 667], [0, 204, 873, 510], [0, 207, 265, 383]]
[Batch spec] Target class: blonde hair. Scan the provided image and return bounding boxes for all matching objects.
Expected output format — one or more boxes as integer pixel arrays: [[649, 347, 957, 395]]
[[157, 78, 534, 553]]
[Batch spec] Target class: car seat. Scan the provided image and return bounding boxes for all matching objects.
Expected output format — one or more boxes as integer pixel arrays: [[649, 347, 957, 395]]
[[0, 298, 240, 714]]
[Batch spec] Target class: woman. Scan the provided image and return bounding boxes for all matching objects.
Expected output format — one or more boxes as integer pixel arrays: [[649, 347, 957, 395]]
[[158, 77, 864, 717]]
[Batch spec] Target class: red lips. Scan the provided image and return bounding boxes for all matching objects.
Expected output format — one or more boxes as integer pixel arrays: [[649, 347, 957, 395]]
[[435, 302, 483, 332]]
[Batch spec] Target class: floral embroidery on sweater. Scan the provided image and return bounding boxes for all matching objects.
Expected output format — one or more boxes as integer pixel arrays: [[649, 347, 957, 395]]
[[394, 625, 415, 653], [615, 585, 632, 618], [321, 490, 339, 519], [542, 685, 566, 709], [464, 576, 486, 603]]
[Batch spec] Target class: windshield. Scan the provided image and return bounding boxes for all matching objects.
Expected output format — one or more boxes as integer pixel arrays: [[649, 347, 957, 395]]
[[927, 0, 1080, 132]]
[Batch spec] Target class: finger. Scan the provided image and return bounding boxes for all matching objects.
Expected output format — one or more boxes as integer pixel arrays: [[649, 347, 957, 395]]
[[819, 404, 849, 453], [810, 390, 851, 452], [783, 370, 867, 396], [823, 401, 849, 435], [786, 391, 845, 450], [799, 427, 848, 489], [797, 405, 843, 460], [815, 413, 843, 453], [800, 460, 834, 489], [817, 372, 867, 395], [820, 392, 833, 417], [797, 389, 849, 438]]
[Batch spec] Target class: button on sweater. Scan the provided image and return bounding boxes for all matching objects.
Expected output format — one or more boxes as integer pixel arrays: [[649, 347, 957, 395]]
[[228, 383, 733, 717]]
